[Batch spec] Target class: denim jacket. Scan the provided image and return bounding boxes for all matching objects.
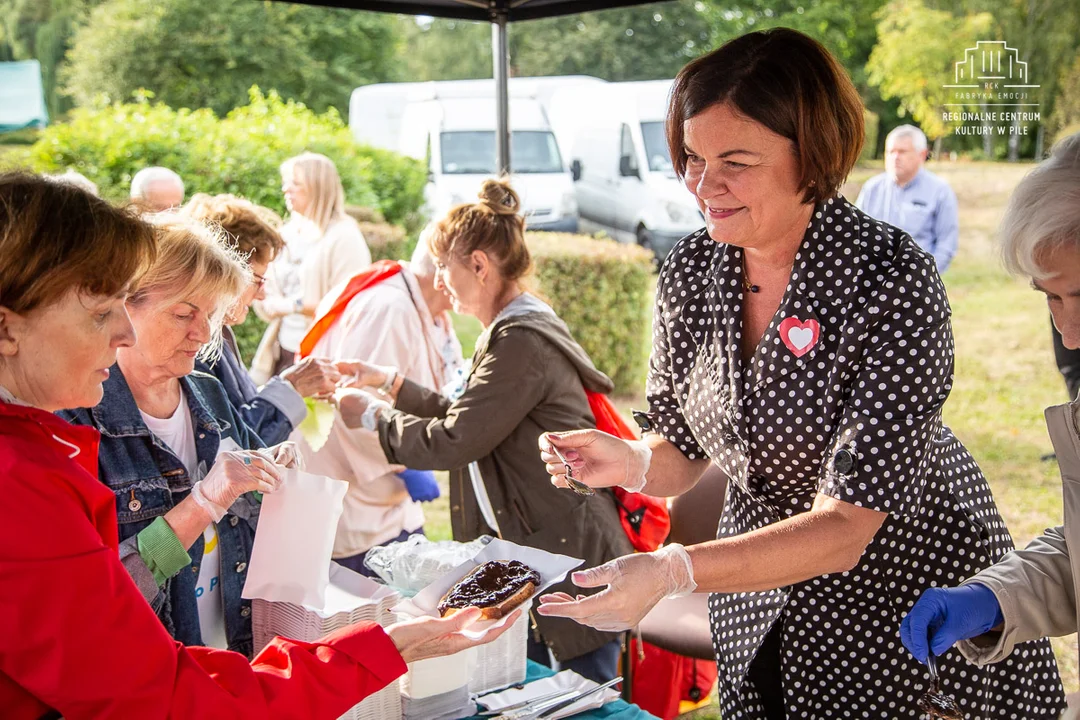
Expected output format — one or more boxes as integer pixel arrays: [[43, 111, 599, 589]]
[[58, 365, 264, 657], [195, 326, 306, 446]]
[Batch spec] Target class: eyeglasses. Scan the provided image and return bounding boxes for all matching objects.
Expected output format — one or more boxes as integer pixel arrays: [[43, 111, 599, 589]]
[[252, 273, 267, 291]]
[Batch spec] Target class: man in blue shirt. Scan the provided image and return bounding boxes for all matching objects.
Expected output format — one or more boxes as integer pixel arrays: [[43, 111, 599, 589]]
[[856, 125, 960, 272]]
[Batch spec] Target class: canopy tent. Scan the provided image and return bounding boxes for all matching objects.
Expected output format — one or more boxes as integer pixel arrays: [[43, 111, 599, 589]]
[[275, 0, 666, 172], [0, 60, 49, 134]]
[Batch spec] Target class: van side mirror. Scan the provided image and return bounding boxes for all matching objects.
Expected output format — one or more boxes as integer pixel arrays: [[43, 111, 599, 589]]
[[619, 155, 640, 179], [570, 159, 582, 182]]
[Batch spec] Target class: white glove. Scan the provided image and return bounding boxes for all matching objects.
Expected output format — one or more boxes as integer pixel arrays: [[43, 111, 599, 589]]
[[540, 431, 653, 493], [260, 441, 304, 470], [536, 544, 697, 632], [191, 451, 282, 522]]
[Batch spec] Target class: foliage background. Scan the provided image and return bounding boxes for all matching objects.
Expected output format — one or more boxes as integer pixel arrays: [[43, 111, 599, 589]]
[[25, 89, 428, 227]]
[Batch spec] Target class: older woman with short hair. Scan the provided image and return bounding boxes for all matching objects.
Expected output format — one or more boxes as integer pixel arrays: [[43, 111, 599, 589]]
[[0, 173, 514, 718], [60, 216, 291, 655], [902, 133, 1080, 679], [183, 193, 339, 446], [536, 28, 1064, 719]]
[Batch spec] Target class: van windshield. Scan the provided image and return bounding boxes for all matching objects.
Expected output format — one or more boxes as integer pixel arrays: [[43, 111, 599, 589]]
[[641, 121, 675, 176], [441, 131, 564, 174]]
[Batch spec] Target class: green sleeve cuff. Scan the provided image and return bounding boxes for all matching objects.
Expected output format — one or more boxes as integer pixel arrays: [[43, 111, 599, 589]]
[[136, 516, 192, 586]]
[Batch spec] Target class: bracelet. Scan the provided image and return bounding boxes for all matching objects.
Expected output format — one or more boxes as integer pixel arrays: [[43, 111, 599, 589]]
[[378, 368, 398, 396]]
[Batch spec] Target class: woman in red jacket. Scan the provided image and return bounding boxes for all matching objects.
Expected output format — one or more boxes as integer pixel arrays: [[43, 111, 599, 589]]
[[0, 172, 516, 719]]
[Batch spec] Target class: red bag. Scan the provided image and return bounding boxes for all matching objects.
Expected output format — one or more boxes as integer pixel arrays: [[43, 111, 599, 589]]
[[585, 391, 671, 553], [629, 637, 717, 720]]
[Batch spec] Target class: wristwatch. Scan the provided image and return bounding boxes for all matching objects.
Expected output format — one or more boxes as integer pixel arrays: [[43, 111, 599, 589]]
[[378, 368, 399, 396]]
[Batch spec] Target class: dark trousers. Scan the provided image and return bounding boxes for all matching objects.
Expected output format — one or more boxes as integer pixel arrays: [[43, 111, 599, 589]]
[[1052, 318, 1080, 401], [527, 634, 621, 685], [746, 622, 785, 719], [335, 527, 424, 578]]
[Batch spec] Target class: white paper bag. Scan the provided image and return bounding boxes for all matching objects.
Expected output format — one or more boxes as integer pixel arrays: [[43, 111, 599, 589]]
[[242, 467, 347, 607]]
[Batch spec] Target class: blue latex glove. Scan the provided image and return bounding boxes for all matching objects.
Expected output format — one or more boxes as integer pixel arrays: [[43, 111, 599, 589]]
[[900, 584, 1005, 663], [398, 468, 440, 502]]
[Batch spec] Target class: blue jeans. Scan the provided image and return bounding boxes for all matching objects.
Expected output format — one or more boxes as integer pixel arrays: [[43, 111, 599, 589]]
[[335, 527, 425, 578], [527, 634, 621, 684]]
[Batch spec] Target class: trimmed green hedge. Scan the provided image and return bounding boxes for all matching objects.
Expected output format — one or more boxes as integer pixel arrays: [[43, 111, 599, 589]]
[[27, 88, 427, 229], [527, 233, 653, 394], [233, 232, 654, 395]]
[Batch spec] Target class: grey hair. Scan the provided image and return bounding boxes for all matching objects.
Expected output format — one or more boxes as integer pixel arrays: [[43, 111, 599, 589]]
[[886, 124, 928, 152], [130, 166, 184, 200], [409, 223, 438, 277], [999, 132, 1080, 279], [46, 170, 99, 196]]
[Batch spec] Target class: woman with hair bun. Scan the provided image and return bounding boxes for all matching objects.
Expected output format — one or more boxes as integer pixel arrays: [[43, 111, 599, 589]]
[[332, 178, 633, 683]]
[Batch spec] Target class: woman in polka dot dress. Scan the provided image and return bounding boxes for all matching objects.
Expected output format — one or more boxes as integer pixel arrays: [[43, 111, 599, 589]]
[[537, 28, 1066, 720]]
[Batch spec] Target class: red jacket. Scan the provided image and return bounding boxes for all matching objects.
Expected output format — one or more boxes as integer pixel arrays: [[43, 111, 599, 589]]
[[0, 401, 406, 719]]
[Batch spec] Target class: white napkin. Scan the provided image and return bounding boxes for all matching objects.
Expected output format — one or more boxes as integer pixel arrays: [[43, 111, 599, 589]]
[[393, 537, 583, 639], [242, 467, 347, 607], [477, 670, 620, 720]]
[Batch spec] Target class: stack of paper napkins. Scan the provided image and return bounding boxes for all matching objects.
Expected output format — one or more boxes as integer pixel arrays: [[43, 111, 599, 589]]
[[400, 650, 475, 720]]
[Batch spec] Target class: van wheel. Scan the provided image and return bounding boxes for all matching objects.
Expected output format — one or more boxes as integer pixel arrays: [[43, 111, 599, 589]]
[[636, 226, 654, 250], [637, 227, 660, 267]]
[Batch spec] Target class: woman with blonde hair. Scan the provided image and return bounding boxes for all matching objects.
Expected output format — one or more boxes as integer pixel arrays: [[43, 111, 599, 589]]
[[183, 193, 340, 446], [60, 215, 300, 656], [332, 179, 633, 683], [254, 152, 371, 381]]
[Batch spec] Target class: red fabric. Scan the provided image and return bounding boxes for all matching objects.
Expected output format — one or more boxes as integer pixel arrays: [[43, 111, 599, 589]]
[[629, 638, 718, 720], [584, 391, 671, 552], [0, 402, 407, 720], [298, 260, 404, 359]]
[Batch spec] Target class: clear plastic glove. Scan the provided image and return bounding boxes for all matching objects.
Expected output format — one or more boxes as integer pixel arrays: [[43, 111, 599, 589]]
[[539, 430, 652, 493], [398, 468, 440, 502], [536, 544, 696, 632], [900, 584, 1005, 663], [385, 607, 521, 664], [191, 450, 283, 522], [260, 440, 304, 470], [333, 388, 391, 430], [280, 357, 341, 399], [333, 359, 394, 392]]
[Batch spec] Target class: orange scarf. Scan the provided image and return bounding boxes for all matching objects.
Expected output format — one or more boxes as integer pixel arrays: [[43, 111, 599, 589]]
[[298, 260, 404, 359]]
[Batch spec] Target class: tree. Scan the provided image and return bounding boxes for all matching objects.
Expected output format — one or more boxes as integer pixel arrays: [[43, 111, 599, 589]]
[[867, 0, 993, 141], [0, 0, 93, 118], [62, 0, 401, 116], [396, 3, 712, 83], [1049, 49, 1080, 142]]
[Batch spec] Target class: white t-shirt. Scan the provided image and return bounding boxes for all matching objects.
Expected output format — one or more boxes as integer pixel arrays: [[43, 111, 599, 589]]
[[140, 399, 229, 649]]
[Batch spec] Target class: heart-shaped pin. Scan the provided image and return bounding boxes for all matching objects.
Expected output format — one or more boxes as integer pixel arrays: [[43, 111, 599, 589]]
[[778, 317, 820, 358]]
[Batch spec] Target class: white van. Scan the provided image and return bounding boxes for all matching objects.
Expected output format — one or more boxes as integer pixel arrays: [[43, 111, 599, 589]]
[[350, 79, 585, 231], [547, 79, 703, 259]]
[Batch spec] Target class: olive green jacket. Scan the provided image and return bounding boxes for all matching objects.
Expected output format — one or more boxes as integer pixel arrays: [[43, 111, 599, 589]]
[[378, 307, 634, 661]]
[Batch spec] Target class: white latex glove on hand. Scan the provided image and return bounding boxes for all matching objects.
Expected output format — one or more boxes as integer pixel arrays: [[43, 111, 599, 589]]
[[539, 430, 652, 493], [386, 607, 522, 664], [333, 360, 394, 392], [259, 294, 300, 320], [191, 450, 283, 522], [280, 357, 341, 399], [536, 544, 696, 632], [260, 441, 304, 470], [333, 388, 391, 430]]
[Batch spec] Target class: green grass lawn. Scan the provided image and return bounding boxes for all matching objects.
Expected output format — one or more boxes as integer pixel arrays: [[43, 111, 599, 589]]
[[429, 160, 1078, 716]]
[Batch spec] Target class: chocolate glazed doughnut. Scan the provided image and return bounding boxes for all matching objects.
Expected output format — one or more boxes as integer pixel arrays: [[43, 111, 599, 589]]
[[438, 560, 541, 619]]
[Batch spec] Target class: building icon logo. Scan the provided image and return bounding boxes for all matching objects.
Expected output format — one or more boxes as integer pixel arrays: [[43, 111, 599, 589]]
[[941, 40, 1041, 138], [948, 41, 1037, 88]]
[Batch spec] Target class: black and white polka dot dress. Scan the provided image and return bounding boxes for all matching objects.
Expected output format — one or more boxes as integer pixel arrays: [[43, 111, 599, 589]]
[[644, 197, 1066, 719]]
